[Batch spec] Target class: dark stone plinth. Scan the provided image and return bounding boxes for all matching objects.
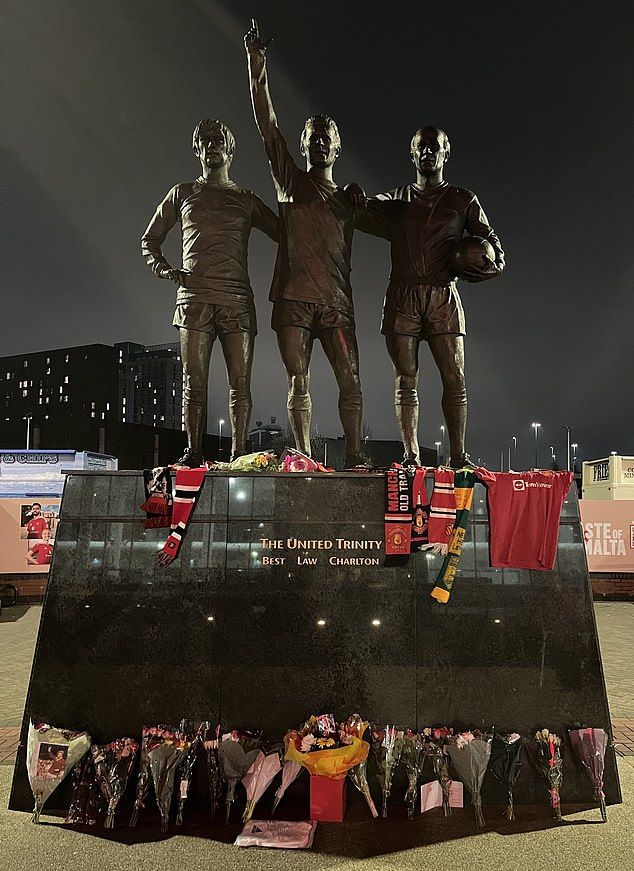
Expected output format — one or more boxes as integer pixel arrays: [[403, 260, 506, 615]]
[[9, 471, 621, 813]]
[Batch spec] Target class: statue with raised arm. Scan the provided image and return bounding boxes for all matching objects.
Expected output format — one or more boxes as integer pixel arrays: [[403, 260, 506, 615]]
[[244, 19, 368, 468], [141, 119, 279, 468], [366, 126, 505, 467]]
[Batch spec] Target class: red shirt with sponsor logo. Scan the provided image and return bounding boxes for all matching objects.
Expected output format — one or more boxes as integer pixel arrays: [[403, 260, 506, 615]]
[[28, 542, 53, 565], [476, 470, 574, 570], [27, 516, 48, 538]]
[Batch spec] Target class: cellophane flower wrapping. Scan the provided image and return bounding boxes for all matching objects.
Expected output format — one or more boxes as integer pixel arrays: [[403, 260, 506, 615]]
[[202, 727, 221, 821], [229, 452, 281, 472], [284, 714, 369, 781], [129, 724, 181, 828], [242, 748, 283, 822], [342, 714, 377, 818], [401, 730, 426, 819], [64, 752, 102, 825], [218, 729, 263, 823], [26, 721, 91, 823], [175, 721, 203, 826], [422, 727, 453, 816], [91, 737, 140, 828], [148, 734, 191, 832], [371, 725, 404, 818], [568, 727, 608, 822], [488, 732, 524, 820], [527, 729, 564, 821], [235, 819, 317, 849], [446, 729, 492, 827]]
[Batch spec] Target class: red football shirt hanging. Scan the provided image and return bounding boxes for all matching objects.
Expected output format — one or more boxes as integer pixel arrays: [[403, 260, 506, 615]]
[[476, 470, 574, 570]]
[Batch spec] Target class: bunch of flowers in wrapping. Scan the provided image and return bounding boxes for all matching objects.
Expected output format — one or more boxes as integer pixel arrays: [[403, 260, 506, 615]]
[[242, 745, 283, 822], [91, 737, 139, 828], [488, 732, 525, 820], [342, 714, 377, 818], [446, 729, 493, 827], [422, 726, 453, 816], [271, 731, 304, 816], [64, 753, 102, 825], [527, 729, 564, 822], [279, 448, 332, 473], [371, 725, 404, 818], [202, 723, 221, 821], [401, 730, 426, 819], [26, 721, 91, 823], [217, 728, 263, 823], [175, 721, 208, 826], [284, 713, 369, 781], [568, 727, 608, 822], [129, 724, 188, 829]]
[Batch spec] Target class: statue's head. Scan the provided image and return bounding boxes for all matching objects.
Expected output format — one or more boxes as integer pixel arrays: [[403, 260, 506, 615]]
[[410, 126, 450, 175], [192, 119, 235, 169], [300, 115, 341, 168]]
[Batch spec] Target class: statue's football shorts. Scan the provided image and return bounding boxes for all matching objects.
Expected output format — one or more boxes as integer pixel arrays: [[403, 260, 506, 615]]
[[380, 282, 465, 339], [271, 299, 355, 336], [173, 300, 257, 338]]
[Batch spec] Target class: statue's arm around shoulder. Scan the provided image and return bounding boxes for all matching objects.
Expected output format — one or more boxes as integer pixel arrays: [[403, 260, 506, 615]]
[[250, 192, 280, 243]]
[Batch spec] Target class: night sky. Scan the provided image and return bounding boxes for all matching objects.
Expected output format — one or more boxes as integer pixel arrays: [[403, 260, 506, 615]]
[[4, 0, 633, 469]]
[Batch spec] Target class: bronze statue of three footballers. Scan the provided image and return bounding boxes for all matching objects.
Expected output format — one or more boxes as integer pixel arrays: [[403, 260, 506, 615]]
[[141, 19, 504, 470]]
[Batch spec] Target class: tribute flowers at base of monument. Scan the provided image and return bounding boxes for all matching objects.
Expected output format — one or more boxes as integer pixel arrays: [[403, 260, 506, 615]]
[[175, 721, 205, 826], [148, 733, 191, 832], [371, 725, 404, 818], [422, 726, 453, 816], [271, 730, 304, 816], [284, 714, 369, 779], [527, 729, 564, 822], [488, 732, 525, 820], [568, 727, 608, 822], [242, 749, 283, 822], [202, 725, 221, 821], [446, 729, 493, 827], [342, 714, 378, 818], [129, 724, 184, 828], [91, 737, 139, 828], [65, 751, 103, 825], [401, 730, 426, 819], [217, 729, 263, 824], [26, 721, 91, 824]]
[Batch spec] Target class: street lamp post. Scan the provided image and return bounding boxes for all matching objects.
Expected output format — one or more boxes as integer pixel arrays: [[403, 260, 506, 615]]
[[531, 422, 541, 469], [440, 425, 446, 463], [218, 418, 225, 460], [435, 441, 441, 465], [512, 435, 517, 469], [562, 425, 572, 471], [571, 442, 578, 473], [25, 416, 32, 450]]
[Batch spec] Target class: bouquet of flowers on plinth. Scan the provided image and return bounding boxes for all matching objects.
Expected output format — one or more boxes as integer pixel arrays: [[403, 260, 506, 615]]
[[91, 737, 139, 828], [26, 721, 91, 823], [242, 746, 283, 822], [284, 713, 369, 780], [446, 729, 493, 827], [130, 724, 187, 829], [402, 730, 426, 819], [527, 728, 564, 822], [217, 728, 263, 823], [488, 731, 525, 821], [371, 724, 404, 818], [342, 714, 378, 818], [422, 726, 453, 816], [271, 731, 304, 816], [568, 727, 608, 822]]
